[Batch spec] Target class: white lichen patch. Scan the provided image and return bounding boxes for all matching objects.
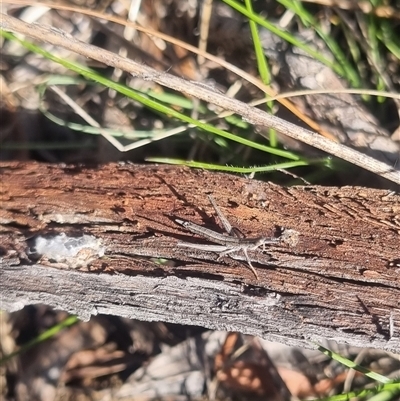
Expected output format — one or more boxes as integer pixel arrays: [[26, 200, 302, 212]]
[[32, 233, 105, 269], [279, 229, 300, 247]]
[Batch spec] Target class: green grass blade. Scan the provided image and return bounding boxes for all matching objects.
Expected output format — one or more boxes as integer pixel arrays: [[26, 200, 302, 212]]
[[277, 0, 361, 87], [378, 21, 400, 60], [244, 0, 278, 147], [0, 315, 79, 365], [222, 0, 345, 78], [146, 157, 316, 173], [313, 383, 400, 401], [245, 0, 270, 84], [317, 344, 392, 384]]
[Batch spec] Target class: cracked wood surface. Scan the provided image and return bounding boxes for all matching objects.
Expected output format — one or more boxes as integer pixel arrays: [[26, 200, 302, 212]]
[[1, 161, 399, 352]]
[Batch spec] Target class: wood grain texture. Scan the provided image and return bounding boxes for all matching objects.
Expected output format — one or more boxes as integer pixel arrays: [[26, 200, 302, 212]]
[[1, 162, 399, 352]]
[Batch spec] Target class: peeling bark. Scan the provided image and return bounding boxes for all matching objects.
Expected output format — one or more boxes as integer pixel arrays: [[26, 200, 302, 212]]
[[1, 162, 399, 352]]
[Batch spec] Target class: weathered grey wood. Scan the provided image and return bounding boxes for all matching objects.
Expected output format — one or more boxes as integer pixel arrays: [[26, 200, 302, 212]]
[[1, 162, 399, 352]]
